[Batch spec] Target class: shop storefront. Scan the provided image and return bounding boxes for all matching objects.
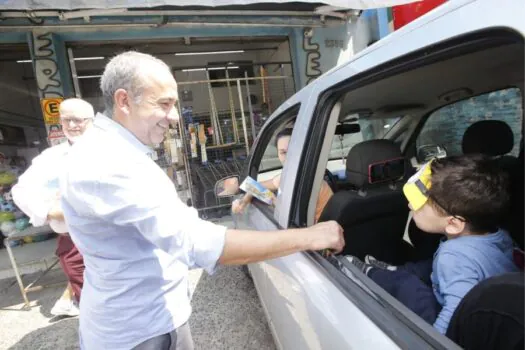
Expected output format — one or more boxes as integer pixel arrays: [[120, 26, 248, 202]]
[[0, 0, 420, 220]]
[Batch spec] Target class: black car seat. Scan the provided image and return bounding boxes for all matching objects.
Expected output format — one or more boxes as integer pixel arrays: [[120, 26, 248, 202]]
[[318, 139, 410, 264], [462, 120, 523, 248], [462, 120, 518, 171], [446, 273, 524, 350]]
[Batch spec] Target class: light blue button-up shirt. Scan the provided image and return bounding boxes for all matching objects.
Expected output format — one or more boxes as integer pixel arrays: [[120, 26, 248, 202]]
[[60, 114, 227, 350]]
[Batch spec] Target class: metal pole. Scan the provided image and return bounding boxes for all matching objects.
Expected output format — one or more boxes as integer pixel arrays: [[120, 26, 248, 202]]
[[244, 71, 256, 140], [225, 69, 240, 144], [280, 64, 287, 99], [5, 239, 30, 307], [205, 69, 222, 145], [237, 80, 250, 155], [67, 48, 82, 98]]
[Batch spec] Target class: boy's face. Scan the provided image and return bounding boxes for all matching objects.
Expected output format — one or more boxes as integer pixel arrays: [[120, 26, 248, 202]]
[[410, 202, 466, 237], [410, 202, 447, 234]]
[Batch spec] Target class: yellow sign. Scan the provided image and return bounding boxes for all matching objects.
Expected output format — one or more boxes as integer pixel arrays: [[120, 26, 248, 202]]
[[40, 98, 63, 125]]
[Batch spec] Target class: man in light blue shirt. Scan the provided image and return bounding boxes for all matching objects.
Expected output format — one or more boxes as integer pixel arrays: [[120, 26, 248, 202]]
[[60, 51, 345, 350]]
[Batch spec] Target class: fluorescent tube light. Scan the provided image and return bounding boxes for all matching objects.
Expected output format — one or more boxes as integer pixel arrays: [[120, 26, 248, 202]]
[[74, 56, 105, 61], [78, 75, 102, 79], [175, 50, 244, 56]]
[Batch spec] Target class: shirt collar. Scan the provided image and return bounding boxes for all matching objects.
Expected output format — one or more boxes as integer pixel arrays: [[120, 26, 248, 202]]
[[94, 113, 153, 156]]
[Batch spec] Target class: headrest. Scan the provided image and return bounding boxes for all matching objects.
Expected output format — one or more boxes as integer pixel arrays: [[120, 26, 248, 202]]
[[346, 139, 404, 188], [462, 120, 514, 156]]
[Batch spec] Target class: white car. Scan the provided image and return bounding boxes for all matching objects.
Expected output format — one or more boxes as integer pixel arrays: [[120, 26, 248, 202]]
[[218, 0, 524, 348]]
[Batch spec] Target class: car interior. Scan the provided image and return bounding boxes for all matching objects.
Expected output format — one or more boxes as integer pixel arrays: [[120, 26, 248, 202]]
[[313, 35, 524, 348]]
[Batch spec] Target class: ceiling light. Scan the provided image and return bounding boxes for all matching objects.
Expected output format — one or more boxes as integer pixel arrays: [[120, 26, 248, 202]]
[[78, 75, 102, 79], [16, 60, 32, 63], [384, 124, 391, 129], [74, 56, 105, 61], [175, 50, 244, 56], [182, 68, 206, 72], [208, 66, 239, 70]]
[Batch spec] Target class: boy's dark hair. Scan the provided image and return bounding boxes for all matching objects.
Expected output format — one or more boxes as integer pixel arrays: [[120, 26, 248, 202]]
[[428, 155, 510, 233], [274, 128, 293, 148]]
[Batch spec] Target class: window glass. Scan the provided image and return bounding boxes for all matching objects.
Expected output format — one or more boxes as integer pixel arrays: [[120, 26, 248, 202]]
[[417, 88, 523, 156], [258, 120, 295, 174], [329, 115, 402, 161]]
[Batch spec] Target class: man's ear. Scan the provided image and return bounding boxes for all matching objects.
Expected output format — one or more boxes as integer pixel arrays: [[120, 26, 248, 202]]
[[114, 89, 131, 115], [445, 216, 466, 236]]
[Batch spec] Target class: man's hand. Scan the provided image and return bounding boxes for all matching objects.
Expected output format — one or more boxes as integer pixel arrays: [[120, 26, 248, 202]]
[[47, 197, 64, 221], [303, 221, 345, 254]]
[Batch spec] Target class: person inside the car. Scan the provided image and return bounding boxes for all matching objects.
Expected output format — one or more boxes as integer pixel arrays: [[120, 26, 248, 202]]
[[232, 128, 333, 223], [345, 155, 519, 334]]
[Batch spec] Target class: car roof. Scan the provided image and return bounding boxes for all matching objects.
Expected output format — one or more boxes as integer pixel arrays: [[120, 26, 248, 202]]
[[270, 0, 523, 119]]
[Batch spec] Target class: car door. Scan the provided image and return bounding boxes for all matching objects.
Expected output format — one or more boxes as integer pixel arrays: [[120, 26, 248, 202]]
[[237, 99, 404, 349], [232, 103, 299, 347]]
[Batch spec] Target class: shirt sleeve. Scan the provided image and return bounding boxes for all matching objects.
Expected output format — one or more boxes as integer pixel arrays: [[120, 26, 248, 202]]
[[63, 161, 227, 274], [433, 251, 480, 334], [12, 151, 57, 227]]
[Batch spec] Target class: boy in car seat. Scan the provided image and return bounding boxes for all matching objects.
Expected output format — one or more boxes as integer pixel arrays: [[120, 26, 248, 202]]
[[345, 155, 519, 334]]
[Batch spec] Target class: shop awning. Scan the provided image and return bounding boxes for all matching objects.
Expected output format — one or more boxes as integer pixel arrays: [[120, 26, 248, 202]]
[[0, 0, 421, 11]]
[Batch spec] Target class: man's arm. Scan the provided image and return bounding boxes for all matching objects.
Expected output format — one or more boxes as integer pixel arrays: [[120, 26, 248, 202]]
[[12, 151, 62, 226], [63, 165, 344, 272], [219, 221, 344, 265]]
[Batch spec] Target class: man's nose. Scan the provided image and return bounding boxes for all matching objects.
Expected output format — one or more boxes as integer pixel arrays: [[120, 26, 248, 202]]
[[167, 107, 179, 124]]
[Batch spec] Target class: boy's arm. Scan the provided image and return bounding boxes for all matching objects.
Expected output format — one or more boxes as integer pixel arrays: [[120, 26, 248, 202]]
[[433, 252, 480, 334]]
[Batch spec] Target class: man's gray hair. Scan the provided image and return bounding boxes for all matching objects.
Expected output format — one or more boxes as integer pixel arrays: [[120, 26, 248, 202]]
[[100, 51, 171, 118]]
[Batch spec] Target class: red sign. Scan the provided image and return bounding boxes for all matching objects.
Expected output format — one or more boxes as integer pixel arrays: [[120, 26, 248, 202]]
[[392, 0, 447, 30]]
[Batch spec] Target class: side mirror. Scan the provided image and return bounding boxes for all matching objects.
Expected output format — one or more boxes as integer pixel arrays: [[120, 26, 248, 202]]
[[215, 176, 240, 198], [417, 144, 447, 163]]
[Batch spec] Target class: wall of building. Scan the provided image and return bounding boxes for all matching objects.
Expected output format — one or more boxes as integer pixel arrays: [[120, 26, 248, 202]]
[[0, 11, 383, 133], [290, 13, 377, 89]]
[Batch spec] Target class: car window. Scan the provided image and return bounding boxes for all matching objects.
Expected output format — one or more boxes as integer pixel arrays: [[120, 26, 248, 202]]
[[258, 120, 295, 175], [246, 105, 298, 213], [327, 116, 403, 176], [417, 88, 523, 157]]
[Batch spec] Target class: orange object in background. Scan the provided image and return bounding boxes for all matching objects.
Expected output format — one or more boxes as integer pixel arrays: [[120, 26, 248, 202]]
[[392, 0, 447, 30]]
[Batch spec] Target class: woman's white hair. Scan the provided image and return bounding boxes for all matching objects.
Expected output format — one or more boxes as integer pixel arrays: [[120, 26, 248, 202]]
[[100, 51, 171, 117]]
